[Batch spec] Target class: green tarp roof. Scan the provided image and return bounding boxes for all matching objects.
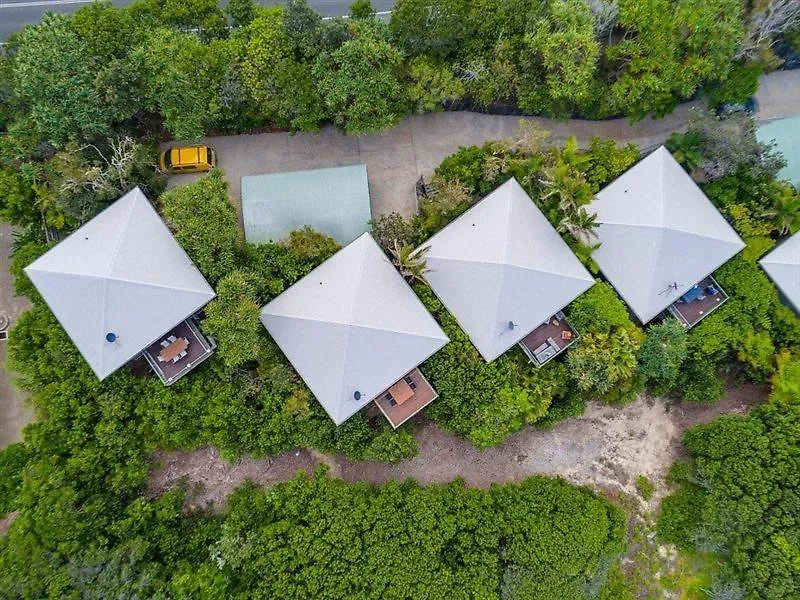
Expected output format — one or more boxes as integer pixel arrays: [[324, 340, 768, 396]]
[[757, 116, 800, 188], [242, 165, 372, 245]]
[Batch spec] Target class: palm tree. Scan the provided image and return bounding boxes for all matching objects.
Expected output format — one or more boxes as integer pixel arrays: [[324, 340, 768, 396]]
[[391, 241, 432, 285], [763, 186, 800, 235], [540, 163, 593, 214], [559, 208, 599, 242]]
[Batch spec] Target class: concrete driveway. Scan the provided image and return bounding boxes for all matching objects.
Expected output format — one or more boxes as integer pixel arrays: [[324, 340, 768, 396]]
[[168, 70, 800, 224], [169, 98, 706, 223]]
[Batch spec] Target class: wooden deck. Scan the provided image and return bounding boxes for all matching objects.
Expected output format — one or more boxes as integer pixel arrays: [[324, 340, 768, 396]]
[[373, 368, 438, 429], [142, 318, 216, 385], [518, 313, 578, 366], [668, 276, 728, 329]]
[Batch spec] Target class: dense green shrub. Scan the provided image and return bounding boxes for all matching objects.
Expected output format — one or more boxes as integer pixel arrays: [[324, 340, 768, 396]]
[[567, 324, 643, 402], [314, 20, 406, 133], [212, 473, 625, 598], [705, 62, 762, 107], [517, 0, 600, 117], [202, 270, 263, 369], [434, 145, 490, 194], [405, 56, 466, 114], [0, 469, 628, 598], [584, 137, 640, 191], [159, 170, 241, 285], [239, 6, 325, 131], [567, 281, 631, 334], [0, 167, 37, 226], [658, 357, 800, 598], [639, 320, 688, 394], [12, 14, 116, 145], [0, 443, 30, 515]]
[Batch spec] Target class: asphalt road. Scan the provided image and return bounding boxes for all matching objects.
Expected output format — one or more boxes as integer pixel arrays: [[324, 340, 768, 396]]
[[0, 0, 395, 41]]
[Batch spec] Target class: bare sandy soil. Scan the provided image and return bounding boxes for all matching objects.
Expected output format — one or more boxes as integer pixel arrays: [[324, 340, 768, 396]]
[[148, 384, 766, 511]]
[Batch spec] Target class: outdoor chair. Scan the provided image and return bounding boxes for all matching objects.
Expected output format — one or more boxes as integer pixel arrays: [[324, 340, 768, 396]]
[[707, 285, 719, 296], [160, 340, 169, 348], [385, 393, 396, 407]]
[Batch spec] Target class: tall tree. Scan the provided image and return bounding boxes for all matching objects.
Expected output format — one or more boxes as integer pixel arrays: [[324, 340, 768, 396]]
[[12, 14, 115, 144], [159, 171, 241, 284], [239, 6, 325, 131], [519, 0, 600, 116], [605, 0, 744, 119], [314, 21, 406, 133]]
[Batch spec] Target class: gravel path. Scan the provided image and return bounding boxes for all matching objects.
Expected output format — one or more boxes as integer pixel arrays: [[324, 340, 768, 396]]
[[149, 383, 766, 511]]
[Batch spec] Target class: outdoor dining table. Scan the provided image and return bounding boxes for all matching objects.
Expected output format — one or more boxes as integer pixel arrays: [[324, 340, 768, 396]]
[[386, 379, 414, 405], [160, 337, 188, 363]]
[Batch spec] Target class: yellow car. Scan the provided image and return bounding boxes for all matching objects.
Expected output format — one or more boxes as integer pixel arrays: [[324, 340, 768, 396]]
[[159, 145, 216, 174]]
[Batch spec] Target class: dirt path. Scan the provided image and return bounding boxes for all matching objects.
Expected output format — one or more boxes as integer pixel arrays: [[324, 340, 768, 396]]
[[148, 383, 766, 510], [0, 222, 34, 449]]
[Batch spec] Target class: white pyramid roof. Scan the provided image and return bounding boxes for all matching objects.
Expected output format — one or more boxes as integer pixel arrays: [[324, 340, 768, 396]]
[[588, 146, 745, 324], [760, 231, 800, 313], [25, 188, 215, 379], [260, 233, 449, 425], [419, 178, 594, 362]]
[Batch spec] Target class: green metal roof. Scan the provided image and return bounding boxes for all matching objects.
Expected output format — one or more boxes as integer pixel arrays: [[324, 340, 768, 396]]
[[757, 116, 800, 188], [242, 165, 372, 245]]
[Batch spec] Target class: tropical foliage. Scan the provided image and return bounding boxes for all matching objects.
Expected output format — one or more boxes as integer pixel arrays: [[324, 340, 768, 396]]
[[0, 0, 778, 153], [658, 355, 800, 598]]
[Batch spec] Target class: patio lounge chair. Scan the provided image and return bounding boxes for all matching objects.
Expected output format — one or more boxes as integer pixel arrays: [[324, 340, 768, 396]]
[[681, 286, 703, 303]]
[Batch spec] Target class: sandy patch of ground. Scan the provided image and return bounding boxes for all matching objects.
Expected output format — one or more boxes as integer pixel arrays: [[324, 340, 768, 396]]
[[0, 511, 17, 536], [148, 384, 766, 511]]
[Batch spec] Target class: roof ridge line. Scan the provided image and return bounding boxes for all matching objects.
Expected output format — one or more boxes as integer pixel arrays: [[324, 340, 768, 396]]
[[104, 275, 215, 296], [599, 221, 743, 246], [24, 267, 213, 296], [99, 193, 138, 375], [266, 312, 447, 342], [336, 236, 371, 415], [429, 255, 592, 283], [107, 188, 139, 277], [760, 257, 799, 266], [482, 185, 518, 349], [659, 148, 665, 227]]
